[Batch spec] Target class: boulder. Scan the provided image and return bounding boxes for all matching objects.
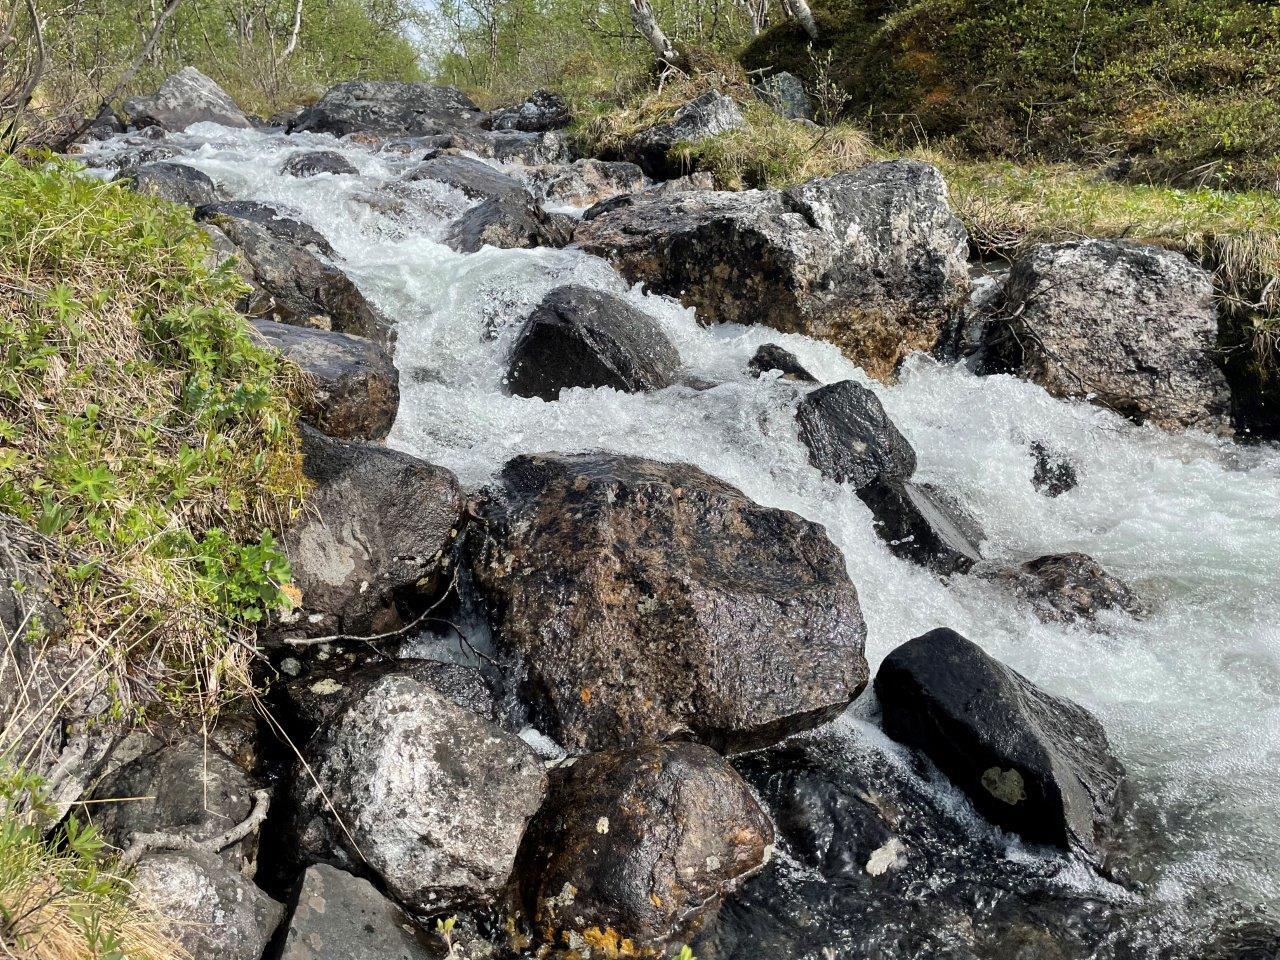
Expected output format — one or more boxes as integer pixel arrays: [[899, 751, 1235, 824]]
[[857, 480, 984, 575], [276, 428, 463, 641], [625, 90, 745, 179], [122, 67, 252, 131], [443, 195, 575, 254], [291, 81, 483, 138], [989, 553, 1150, 624], [251, 319, 399, 442], [279, 864, 444, 960], [404, 154, 530, 202], [115, 161, 220, 206], [506, 285, 682, 399], [748, 343, 817, 383], [518, 741, 773, 955], [486, 129, 572, 166], [79, 135, 183, 171], [471, 453, 868, 753], [528, 159, 646, 208], [575, 160, 970, 380], [197, 199, 335, 254], [1030, 440, 1078, 497], [134, 851, 283, 960], [755, 72, 811, 121], [488, 89, 570, 132], [874, 628, 1128, 867], [982, 239, 1231, 432], [84, 105, 125, 140], [281, 150, 358, 178], [293, 670, 546, 913]]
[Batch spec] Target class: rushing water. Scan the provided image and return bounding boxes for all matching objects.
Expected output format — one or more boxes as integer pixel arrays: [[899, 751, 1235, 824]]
[[82, 124, 1280, 949]]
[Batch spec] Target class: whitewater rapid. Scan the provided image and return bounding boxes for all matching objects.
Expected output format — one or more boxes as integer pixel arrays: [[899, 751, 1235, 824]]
[[81, 124, 1280, 937]]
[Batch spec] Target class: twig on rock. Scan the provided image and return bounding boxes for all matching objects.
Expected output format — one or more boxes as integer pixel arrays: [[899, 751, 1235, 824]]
[[117, 787, 270, 868]]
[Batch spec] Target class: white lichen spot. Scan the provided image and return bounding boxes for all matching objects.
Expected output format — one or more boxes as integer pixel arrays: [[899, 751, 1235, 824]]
[[596, 817, 610, 835], [310, 678, 344, 696], [865, 837, 907, 876]]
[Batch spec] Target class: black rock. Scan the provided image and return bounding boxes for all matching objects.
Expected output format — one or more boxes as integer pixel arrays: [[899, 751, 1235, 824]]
[[281, 150, 358, 178], [748, 343, 817, 383], [443, 195, 575, 253], [875, 628, 1128, 867], [488, 89, 571, 132], [115, 161, 221, 206], [796, 380, 916, 488], [506, 285, 682, 399], [1030, 440, 1079, 497], [991, 553, 1151, 624], [860, 479, 984, 575]]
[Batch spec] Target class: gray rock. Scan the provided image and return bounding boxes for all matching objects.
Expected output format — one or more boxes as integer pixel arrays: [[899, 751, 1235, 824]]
[[518, 741, 773, 955], [488, 89, 570, 132], [443, 195, 575, 254], [796, 380, 916, 489], [486, 129, 571, 166], [982, 239, 1231, 432], [293, 670, 546, 913], [115, 161, 221, 207], [471, 453, 868, 754], [626, 90, 745, 178], [875, 627, 1128, 867], [749, 343, 818, 383], [405, 154, 530, 202], [507, 284, 682, 399], [527, 159, 646, 208], [197, 200, 335, 255], [279, 863, 444, 960], [755, 71, 811, 120], [281, 150, 358, 178], [251, 319, 399, 442], [134, 851, 283, 960], [276, 429, 463, 641], [990, 553, 1150, 624], [576, 160, 970, 380], [122, 67, 251, 131], [291, 81, 483, 138]]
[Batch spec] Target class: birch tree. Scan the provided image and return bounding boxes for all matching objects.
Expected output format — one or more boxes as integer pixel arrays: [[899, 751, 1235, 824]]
[[629, 0, 678, 67], [780, 0, 817, 39]]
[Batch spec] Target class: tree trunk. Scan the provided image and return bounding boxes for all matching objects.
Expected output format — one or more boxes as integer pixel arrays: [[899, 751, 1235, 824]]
[[277, 0, 304, 65], [629, 0, 678, 67], [782, 0, 818, 39]]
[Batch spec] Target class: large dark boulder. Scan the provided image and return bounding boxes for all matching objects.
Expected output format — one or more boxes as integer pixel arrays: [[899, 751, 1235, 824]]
[[292, 669, 546, 913], [405, 154, 530, 202], [506, 285, 682, 399], [982, 239, 1231, 432], [251, 320, 398, 442], [115, 161, 221, 206], [576, 160, 970, 380], [528, 158, 646, 208], [874, 628, 1128, 867], [517, 741, 773, 955], [488, 89, 570, 132], [122, 67, 251, 131], [276, 429, 463, 642], [471, 453, 868, 754], [291, 81, 483, 138], [857, 479, 984, 575], [624, 90, 745, 179], [443, 195, 575, 253], [281, 150, 358, 178], [989, 553, 1150, 624]]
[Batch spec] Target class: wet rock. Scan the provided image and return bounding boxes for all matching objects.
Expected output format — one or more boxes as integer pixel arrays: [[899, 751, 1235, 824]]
[[858, 479, 984, 574], [982, 239, 1231, 432], [486, 129, 572, 166], [405, 154, 530, 201], [875, 627, 1128, 867], [134, 851, 283, 960], [795, 380, 916, 489], [443, 195, 575, 253], [79, 136, 183, 171], [748, 343, 817, 383], [276, 428, 463, 641], [115, 160, 221, 206], [506, 285, 682, 399], [991, 553, 1150, 624], [84, 735, 262, 868], [279, 863, 444, 960], [293, 669, 546, 913], [471, 452, 868, 753], [122, 66, 252, 131], [488, 89, 570, 132], [528, 159, 646, 208], [84, 105, 125, 140], [576, 160, 969, 380], [251, 319, 399, 441], [518, 741, 773, 955], [281, 150, 358, 178], [291, 81, 483, 138], [755, 71, 811, 120], [197, 199, 335, 254], [1030, 440, 1079, 497], [625, 90, 745, 179]]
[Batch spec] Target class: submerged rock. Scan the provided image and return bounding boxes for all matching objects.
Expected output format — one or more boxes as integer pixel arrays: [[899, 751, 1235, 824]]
[[625, 89, 745, 179], [506, 285, 682, 398], [488, 89, 570, 132], [991, 553, 1151, 624], [1030, 440, 1079, 497], [443, 195, 575, 253], [517, 741, 773, 955], [115, 161, 221, 206], [875, 628, 1128, 867], [251, 320, 399, 442], [293, 670, 546, 913], [291, 81, 483, 138], [471, 452, 868, 753], [122, 67, 251, 131], [281, 150, 358, 178], [982, 239, 1231, 432], [748, 343, 817, 383]]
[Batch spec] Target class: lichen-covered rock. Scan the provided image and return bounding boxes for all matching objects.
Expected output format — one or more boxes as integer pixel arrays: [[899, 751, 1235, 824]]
[[528, 159, 647, 208], [281, 150, 358, 178], [471, 453, 868, 754], [251, 320, 398, 441], [444, 195, 575, 253], [990, 553, 1150, 624], [575, 161, 970, 379], [624, 90, 745, 179], [488, 89, 570, 132], [486, 129, 572, 166], [291, 81, 483, 138], [875, 628, 1128, 867], [518, 741, 773, 956], [122, 67, 251, 131], [755, 72, 811, 121], [115, 161, 221, 206], [405, 154, 530, 202], [748, 343, 817, 383], [134, 851, 283, 960], [982, 239, 1231, 432], [506, 285, 682, 399], [293, 670, 546, 913]]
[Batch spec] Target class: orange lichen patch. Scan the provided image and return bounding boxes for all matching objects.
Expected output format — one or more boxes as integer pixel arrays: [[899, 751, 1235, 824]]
[[581, 927, 641, 958], [580, 687, 593, 703]]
